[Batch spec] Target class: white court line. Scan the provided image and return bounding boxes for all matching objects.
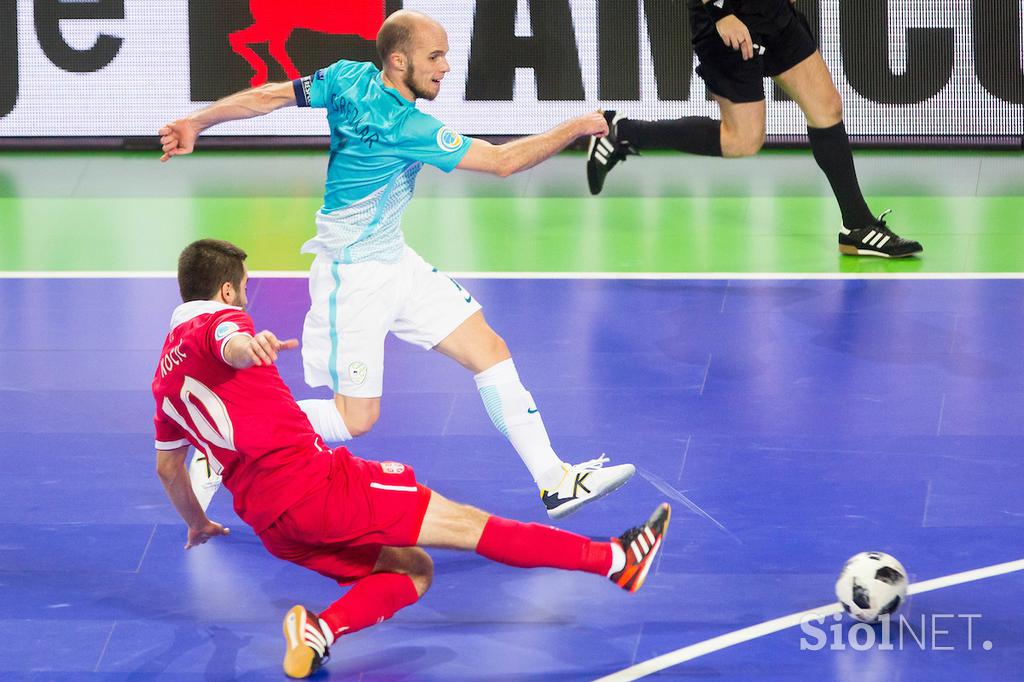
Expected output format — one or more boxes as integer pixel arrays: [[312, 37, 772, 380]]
[[596, 557, 1024, 682], [1, 271, 1023, 280]]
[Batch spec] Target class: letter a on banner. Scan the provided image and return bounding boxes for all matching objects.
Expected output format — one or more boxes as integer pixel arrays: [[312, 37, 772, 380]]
[[466, 0, 584, 101]]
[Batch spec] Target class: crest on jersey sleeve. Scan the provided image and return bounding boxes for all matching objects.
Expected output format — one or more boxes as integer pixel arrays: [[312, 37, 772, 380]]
[[436, 126, 464, 152], [381, 461, 405, 474], [348, 361, 368, 385], [214, 321, 240, 340]]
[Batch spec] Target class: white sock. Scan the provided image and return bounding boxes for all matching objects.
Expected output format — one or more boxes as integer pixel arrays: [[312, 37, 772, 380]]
[[474, 358, 565, 490], [298, 399, 353, 442], [607, 541, 626, 577]]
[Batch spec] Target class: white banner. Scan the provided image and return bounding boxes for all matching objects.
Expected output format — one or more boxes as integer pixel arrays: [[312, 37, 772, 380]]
[[1, 0, 1022, 137]]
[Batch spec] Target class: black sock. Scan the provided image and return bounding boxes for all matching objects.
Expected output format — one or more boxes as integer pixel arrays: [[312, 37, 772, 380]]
[[806, 121, 874, 229], [618, 117, 723, 157]]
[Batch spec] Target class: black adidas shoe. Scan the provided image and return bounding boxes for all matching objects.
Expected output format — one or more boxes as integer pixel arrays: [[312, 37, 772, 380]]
[[282, 605, 330, 679], [610, 503, 671, 593], [839, 210, 923, 258], [587, 110, 636, 195]]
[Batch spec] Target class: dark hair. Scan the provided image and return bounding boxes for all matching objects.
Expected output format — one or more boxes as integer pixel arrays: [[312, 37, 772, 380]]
[[177, 239, 247, 302], [376, 16, 414, 65]]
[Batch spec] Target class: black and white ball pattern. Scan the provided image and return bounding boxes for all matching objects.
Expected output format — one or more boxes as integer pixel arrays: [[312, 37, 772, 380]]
[[835, 551, 908, 623]]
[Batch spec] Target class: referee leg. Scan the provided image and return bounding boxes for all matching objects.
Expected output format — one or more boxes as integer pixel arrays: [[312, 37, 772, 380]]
[[772, 51, 842, 127], [774, 51, 876, 230], [713, 93, 767, 158]]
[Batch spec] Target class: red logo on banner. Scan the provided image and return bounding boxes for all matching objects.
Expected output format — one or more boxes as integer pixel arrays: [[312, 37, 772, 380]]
[[229, 0, 386, 87]]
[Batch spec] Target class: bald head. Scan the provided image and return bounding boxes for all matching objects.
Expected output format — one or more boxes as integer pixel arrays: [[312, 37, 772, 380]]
[[376, 10, 440, 65], [375, 10, 450, 102]]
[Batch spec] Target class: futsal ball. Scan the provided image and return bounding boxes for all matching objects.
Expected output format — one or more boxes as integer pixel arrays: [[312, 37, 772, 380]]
[[834, 552, 908, 623]]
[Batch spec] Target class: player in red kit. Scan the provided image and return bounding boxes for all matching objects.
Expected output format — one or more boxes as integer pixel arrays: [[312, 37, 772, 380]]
[[152, 239, 672, 679]]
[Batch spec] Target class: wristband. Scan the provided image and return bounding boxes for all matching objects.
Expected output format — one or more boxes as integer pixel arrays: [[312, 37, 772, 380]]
[[703, 0, 736, 23]]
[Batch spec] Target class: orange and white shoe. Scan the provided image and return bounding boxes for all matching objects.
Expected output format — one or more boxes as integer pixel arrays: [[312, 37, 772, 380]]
[[282, 605, 331, 679], [610, 503, 671, 593]]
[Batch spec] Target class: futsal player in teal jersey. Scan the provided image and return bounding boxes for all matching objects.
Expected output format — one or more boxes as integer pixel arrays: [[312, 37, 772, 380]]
[[159, 10, 635, 520]]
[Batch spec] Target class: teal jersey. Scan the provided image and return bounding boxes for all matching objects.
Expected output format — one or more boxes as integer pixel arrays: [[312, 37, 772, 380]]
[[293, 60, 470, 263]]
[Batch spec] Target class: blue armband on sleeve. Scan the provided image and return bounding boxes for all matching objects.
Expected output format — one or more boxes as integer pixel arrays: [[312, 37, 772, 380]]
[[293, 76, 312, 108]]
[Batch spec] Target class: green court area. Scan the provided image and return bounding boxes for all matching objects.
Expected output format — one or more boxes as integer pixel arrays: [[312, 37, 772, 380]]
[[1, 149, 1021, 273]]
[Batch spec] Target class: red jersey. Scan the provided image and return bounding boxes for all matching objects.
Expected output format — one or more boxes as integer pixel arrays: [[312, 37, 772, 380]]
[[151, 301, 331, 533]]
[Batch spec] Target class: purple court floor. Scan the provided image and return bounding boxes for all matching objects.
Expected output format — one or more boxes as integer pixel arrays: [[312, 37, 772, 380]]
[[1, 276, 1022, 680]]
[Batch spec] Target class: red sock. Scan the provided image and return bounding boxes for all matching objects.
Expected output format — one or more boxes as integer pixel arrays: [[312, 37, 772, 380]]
[[320, 572, 419, 640], [475, 516, 612, 576]]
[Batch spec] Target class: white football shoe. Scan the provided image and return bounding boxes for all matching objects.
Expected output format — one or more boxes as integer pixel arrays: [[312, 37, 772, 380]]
[[541, 454, 635, 520], [188, 451, 222, 512]]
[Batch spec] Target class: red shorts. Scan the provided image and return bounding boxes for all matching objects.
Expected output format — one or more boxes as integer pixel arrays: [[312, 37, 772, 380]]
[[257, 447, 432, 584]]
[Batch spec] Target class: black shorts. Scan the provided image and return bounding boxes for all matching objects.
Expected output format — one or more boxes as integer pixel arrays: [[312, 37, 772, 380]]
[[690, 0, 818, 103]]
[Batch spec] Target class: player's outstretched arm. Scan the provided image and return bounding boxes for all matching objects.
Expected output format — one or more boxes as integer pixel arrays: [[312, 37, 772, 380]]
[[159, 81, 297, 162], [456, 111, 609, 177], [222, 330, 299, 369], [155, 446, 230, 549]]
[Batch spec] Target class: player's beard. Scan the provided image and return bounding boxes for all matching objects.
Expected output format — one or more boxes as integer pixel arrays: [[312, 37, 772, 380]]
[[404, 63, 437, 101]]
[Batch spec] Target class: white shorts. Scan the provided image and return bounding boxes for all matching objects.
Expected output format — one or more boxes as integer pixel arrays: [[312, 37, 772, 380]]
[[302, 246, 482, 397]]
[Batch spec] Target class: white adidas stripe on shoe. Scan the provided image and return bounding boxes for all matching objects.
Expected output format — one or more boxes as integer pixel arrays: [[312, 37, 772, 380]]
[[282, 605, 330, 679]]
